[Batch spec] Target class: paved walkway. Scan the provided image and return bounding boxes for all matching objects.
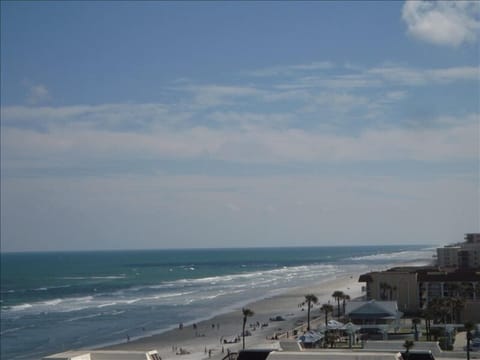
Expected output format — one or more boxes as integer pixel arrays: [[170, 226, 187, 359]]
[[454, 331, 467, 351]]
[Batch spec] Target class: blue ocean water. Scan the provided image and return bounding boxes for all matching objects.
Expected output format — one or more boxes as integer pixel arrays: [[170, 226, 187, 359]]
[[0, 246, 434, 360]]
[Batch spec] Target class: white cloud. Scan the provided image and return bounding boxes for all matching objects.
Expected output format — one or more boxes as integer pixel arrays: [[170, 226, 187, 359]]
[[248, 61, 334, 77], [1, 103, 186, 131], [208, 111, 294, 129], [271, 65, 478, 91], [25, 83, 51, 104], [2, 103, 477, 169], [402, 0, 480, 47], [180, 84, 265, 108], [226, 203, 240, 212], [367, 65, 479, 85]]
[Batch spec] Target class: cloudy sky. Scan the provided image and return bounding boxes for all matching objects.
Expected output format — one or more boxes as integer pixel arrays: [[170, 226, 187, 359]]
[[1, 1, 479, 252]]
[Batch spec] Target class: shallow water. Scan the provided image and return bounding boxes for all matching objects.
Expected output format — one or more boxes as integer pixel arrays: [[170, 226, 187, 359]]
[[0, 245, 434, 360]]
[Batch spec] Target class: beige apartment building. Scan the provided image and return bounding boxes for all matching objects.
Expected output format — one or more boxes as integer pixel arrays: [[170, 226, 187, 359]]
[[359, 266, 480, 319], [437, 233, 480, 269], [359, 233, 480, 319], [358, 266, 425, 314]]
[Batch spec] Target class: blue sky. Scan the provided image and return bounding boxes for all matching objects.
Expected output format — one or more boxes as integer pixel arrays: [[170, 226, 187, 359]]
[[1, 1, 479, 251]]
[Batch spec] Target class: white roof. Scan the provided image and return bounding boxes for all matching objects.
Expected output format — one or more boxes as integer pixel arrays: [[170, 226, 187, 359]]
[[43, 350, 158, 360], [345, 300, 400, 319], [267, 351, 402, 360], [363, 341, 442, 356]]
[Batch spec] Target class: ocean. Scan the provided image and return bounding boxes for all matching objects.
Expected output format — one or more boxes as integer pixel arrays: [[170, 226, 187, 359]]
[[0, 245, 435, 360]]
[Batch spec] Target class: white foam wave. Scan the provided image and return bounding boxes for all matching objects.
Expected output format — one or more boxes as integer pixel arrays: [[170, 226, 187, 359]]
[[0, 326, 27, 335], [1, 262, 349, 318], [348, 249, 433, 262], [97, 302, 117, 308], [65, 312, 104, 322], [8, 303, 33, 311], [2, 296, 95, 315], [33, 284, 72, 292], [60, 275, 126, 280]]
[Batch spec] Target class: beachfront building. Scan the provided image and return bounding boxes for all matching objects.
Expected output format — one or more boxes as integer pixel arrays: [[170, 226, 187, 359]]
[[359, 266, 480, 319], [358, 267, 427, 314], [418, 268, 480, 322], [418, 269, 480, 304], [43, 350, 161, 360], [344, 300, 403, 339], [359, 233, 480, 316], [436, 247, 461, 269], [437, 233, 480, 270]]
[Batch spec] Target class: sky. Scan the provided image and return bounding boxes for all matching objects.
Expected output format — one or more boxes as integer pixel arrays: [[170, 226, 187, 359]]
[[1, 1, 479, 252]]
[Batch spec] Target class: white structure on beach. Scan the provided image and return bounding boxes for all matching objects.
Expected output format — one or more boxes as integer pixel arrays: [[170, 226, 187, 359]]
[[43, 350, 161, 360], [345, 300, 402, 328]]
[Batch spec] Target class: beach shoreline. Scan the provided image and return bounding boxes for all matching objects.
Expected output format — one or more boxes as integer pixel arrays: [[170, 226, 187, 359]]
[[100, 259, 433, 360], [101, 272, 363, 359]]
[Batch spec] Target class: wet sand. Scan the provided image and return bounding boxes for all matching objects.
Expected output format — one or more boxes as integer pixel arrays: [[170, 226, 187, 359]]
[[102, 273, 363, 360]]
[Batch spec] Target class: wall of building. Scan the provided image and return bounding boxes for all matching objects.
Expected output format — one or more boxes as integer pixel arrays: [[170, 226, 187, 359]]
[[363, 271, 420, 313], [436, 247, 460, 268], [461, 300, 480, 323]]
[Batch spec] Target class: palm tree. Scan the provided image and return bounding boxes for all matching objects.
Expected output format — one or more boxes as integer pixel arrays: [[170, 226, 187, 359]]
[[303, 294, 318, 331], [412, 318, 421, 341], [241, 308, 254, 350], [450, 297, 465, 323], [342, 294, 351, 315], [390, 285, 397, 300], [430, 327, 442, 341], [422, 308, 434, 341], [403, 340, 414, 360], [332, 290, 344, 317], [465, 321, 475, 360], [379, 282, 389, 300], [320, 303, 334, 328], [428, 298, 448, 324]]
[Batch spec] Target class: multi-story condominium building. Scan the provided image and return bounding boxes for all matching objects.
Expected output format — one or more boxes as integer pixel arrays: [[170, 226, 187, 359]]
[[417, 268, 480, 307], [359, 266, 480, 320], [436, 233, 480, 269], [436, 246, 460, 268], [358, 266, 427, 313], [359, 234, 480, 320]]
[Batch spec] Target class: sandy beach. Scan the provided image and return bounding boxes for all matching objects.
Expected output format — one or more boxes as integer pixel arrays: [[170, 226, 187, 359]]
[[102, 273, 363, 360]]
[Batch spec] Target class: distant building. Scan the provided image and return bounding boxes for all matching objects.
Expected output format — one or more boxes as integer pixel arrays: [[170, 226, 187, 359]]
[[465, 233, 480, 243], [437, 233, 480, 270], [436, 247, 460, 268], [359, 234, 480, 321]]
